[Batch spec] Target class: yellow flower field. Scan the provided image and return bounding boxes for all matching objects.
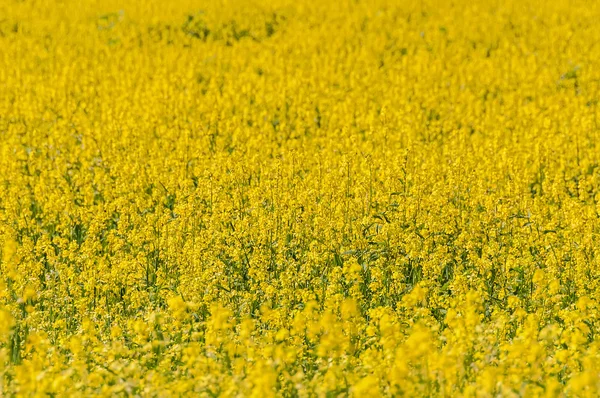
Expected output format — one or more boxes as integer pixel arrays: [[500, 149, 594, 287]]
[[1, 0, 600, 396]]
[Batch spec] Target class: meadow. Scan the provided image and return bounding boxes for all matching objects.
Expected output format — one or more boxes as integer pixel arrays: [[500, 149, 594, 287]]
[[1, 0, 600, 396]]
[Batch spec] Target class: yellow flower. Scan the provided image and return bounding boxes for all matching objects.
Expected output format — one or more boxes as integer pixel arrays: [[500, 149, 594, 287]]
[[0, 0, 599, 395]]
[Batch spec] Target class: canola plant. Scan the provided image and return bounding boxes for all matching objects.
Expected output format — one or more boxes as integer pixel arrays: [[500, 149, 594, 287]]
[[1, 0, 600, 396]]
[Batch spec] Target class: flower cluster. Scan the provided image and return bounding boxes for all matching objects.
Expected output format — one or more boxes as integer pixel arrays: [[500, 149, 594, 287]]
[[2, 0, 600, 396]]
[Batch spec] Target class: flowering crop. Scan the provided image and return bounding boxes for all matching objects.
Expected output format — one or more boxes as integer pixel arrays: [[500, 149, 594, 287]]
[[2, 0, 600, 396]]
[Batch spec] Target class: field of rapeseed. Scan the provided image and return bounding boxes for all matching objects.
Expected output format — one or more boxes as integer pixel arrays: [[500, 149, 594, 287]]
[[1, 0, 600, 396]]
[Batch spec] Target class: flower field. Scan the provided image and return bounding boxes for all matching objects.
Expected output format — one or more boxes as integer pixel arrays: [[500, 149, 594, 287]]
[[2, 0, 600, 396]]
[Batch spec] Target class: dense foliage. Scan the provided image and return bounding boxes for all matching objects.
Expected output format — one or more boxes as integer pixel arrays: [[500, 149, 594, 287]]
[[1, 0, 600, 396]]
